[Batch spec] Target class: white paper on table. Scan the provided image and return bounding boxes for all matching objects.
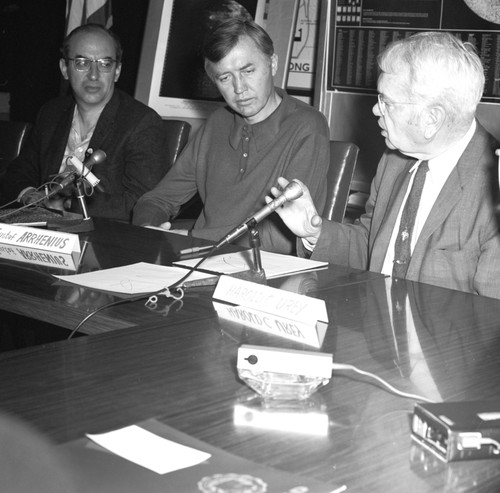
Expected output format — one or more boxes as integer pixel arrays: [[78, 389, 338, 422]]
[[174, 249, 328, 279], [86, 425, 211, 475], [53, 262, 216, 294]]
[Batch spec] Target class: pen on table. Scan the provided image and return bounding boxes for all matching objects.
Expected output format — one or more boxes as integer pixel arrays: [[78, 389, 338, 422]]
[[179, 245, 214, 255]]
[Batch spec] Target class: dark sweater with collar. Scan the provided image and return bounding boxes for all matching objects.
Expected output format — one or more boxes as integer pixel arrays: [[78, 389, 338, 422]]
[[133, 88, 330, 254], [1, 89, 170, 222]]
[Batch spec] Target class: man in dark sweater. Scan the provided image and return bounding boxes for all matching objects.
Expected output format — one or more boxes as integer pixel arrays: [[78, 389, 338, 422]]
[[1, 24, 170, 222], [133, 18, 329, 254]]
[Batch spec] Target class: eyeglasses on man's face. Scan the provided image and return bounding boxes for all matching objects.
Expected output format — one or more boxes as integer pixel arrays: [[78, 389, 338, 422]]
[[377, 93, 421, 116], [66, 57, 117, 73]]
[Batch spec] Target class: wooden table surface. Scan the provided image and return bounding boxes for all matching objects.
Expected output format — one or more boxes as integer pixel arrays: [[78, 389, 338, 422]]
[[0, 279, 500, 492], [1, 257, 500, 491], [0, 218, 381, 336]]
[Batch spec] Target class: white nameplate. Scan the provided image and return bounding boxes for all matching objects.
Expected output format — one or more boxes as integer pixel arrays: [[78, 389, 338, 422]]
[[0, 244, 78, 271], [214, 301, 327, 348], [213, 276, 328, 344], [0, 224, 80, 265]]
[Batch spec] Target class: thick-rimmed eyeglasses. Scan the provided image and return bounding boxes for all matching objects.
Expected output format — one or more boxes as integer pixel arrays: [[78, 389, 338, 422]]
[[66, 57, 117, 73], [377, 93, 421, 116]]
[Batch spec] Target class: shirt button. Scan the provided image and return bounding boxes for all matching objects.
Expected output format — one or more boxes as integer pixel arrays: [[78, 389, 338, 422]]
[[243, 153, 248, 157], [240, 169, 244, 173], [244, 137, 249, 141]]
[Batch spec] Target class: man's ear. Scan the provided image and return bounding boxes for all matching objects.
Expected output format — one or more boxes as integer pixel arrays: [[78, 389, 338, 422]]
[[114, 62, 122, 83], [423, 105, 446, 140], [271, 53, 278, 77], [59, 58, 69, 80]]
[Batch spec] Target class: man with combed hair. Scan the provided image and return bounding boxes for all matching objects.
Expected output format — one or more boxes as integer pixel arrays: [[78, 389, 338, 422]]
[[133, 18, 329, 255], [269, 31, 500, 298]]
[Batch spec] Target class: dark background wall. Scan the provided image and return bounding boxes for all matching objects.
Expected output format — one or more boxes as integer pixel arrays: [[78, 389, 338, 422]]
[[0, 0, 150, 122]]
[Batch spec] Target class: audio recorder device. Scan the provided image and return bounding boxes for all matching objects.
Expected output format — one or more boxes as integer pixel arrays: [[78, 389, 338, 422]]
[[411, 401, 500, 462]]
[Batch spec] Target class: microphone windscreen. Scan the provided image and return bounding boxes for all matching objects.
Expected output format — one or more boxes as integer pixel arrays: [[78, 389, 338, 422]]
[[87, 149, 107, 167], [282, 180, 304, 202]]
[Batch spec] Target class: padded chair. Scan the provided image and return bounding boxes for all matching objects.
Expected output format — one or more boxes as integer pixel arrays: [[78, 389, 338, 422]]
[[162, 119, 206, 222], [162, 119, 191, 170], [323, 141, 359, 223], [0, 120, 31, 181], [163, 118, 204, 222]]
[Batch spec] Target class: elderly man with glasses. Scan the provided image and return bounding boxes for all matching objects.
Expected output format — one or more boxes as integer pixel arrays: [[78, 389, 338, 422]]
[[0, 24, 170, 222], [269, 31, 500, 298]]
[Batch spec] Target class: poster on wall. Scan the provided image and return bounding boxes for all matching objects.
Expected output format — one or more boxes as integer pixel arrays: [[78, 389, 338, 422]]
[[328, 0, 500, 101], [287, 0, 320, 103]]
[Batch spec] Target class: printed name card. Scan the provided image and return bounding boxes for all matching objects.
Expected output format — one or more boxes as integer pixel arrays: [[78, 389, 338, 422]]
[[213, 276, 329, 347], [0, 224, 80, 269]]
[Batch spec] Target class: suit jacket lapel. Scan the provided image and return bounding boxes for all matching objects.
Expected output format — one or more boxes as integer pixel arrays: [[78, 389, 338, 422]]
[[45, 102, 74, 177], [87, 91, 119, 157], [412, 123, 486, 256]]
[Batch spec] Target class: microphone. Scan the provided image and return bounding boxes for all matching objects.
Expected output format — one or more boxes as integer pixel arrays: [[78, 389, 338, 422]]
[[214, 180, 304, 250], [66, 150, 107, 191]]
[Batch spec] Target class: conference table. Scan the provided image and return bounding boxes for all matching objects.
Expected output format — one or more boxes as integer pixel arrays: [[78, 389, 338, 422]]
[[1, 218, 500, 492]]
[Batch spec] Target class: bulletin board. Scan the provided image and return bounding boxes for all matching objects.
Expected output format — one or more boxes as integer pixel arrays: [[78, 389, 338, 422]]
[[328, 0, 500, 101]]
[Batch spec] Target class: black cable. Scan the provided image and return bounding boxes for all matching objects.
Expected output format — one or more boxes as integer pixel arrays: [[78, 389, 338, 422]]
[[66, 244, 218, 339]]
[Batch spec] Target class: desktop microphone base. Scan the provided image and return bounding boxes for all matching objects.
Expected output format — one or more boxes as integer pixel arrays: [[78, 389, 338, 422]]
[[230, 269, 267, 285], [48, 217, 94, 233]]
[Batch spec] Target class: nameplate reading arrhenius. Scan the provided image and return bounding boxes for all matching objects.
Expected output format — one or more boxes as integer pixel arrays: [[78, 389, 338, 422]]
[[213, 276, 329, 347], [0, 224, 80, 269]]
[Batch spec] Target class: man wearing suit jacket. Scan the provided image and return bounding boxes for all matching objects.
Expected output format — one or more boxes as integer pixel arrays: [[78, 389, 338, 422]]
[[269, 32, 500, 298], [0, 24, 170, 222]]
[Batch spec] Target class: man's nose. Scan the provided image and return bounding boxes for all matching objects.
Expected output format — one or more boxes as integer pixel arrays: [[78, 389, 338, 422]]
[[233, 76, 247, 94], [88, 61, 99, 80]]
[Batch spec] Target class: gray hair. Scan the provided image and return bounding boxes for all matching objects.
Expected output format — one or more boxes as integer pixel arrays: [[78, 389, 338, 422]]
[[378, 31, 484, 127]]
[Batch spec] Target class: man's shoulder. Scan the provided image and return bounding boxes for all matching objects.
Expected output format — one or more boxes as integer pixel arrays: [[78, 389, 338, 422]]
[[472, 120, 499, 152], [37, 95, 74, 118], [113, 89, 162, 119], [281, 90, 329, 130]]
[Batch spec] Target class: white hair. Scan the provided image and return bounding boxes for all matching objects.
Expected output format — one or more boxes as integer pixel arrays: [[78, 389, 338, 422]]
[[378, 31, 485, 129]]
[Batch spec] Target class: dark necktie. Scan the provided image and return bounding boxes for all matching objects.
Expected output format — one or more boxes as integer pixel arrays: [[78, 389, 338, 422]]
[[392, 160, 429, 279], [390, 161, 428, 377]]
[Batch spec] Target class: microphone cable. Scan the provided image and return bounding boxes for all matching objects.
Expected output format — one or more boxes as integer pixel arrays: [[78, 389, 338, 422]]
[[66, 244, 218, 339], [0, 168, 85, 221], [66, 182, 297, 338]]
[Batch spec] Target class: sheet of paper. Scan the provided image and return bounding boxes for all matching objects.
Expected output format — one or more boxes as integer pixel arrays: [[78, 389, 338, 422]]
[[174, 249, 328, 279], [86, 425, 211, 475], [54, 262, 215, 294]]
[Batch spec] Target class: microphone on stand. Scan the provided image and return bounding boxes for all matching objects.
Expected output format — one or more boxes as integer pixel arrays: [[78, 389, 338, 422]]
[[41, 150, 107, 233], [177, 180, 304, 289], [46, 149, 107, 198], [213, 180, 304, 251], [66, 149, 107, 192]]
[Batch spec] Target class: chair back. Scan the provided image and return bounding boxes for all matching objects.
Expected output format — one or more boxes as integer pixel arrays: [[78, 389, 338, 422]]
[[162, 120, 203, 221], [0, 120, 31, 181], [323, 141, 359, 222], [162, 119, 191, 169]]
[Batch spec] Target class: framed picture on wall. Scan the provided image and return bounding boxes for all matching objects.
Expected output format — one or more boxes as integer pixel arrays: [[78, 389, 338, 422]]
[[135, 0, 297, 119]]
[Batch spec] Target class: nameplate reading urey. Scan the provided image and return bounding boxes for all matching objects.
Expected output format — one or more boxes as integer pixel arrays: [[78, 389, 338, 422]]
[[212, 275, 328, 326]]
